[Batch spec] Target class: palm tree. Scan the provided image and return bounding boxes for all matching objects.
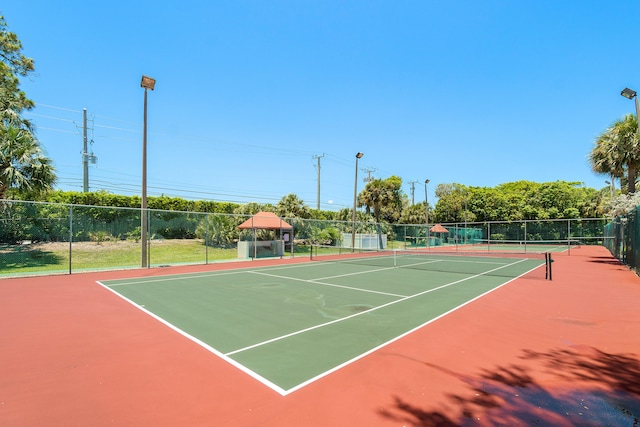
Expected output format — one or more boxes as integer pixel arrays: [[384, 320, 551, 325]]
[[0, 124, 56, 199], [358, 177, 404, 248], [590, 114, 639, 194], [276, 193, 310, 219], [358, 176, 404, 223]]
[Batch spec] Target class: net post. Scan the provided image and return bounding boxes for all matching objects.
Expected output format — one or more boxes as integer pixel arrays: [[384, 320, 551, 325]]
[[545, 253, 548, 280], [545, 253, 553, 281]]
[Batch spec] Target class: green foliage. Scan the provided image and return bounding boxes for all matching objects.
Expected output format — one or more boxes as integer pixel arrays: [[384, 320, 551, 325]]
[[44, 190, 242, 213], [195, 214, 239, 247], [590, 114, 639, 194], [307, 226, 341, 245], [233, 202, 275, 216], [433, 181, 601, 223], [358, 176, 405, 223], [399, 202, 427, 224], [0, 201, 69, 243], [276, 193, 311, 219], [309, 209, 337, 220], [0, 15, 35, 123], [88, 230, 113, 244], [0, 16, 56, 199]]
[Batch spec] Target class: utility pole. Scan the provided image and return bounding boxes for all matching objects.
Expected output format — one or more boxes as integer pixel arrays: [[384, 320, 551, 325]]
[[82, 109, 89, 192], [362, 167, 376, 183], [312, 154, 325, 210], [408, 180, 419, 205], [80, 109, 97, 192]]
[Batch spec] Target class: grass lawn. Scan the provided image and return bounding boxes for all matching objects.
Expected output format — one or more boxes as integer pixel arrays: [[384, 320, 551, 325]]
[[0, 239, 408, 277], [0, 239, 238, 276]]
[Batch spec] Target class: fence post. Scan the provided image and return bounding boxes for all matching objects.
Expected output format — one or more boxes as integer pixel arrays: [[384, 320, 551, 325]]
[[69, 204, 73, 275], [568, 219, 571, 255], [205, 213, 209, 265]]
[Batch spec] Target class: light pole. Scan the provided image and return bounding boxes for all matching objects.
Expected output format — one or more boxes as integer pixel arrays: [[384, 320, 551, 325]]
[[463, 189, 468, 245], [140, 75, 156, 268], [352, 152, 364, 250], [424, 179, 430, 248], [621, 87, 640, 194]]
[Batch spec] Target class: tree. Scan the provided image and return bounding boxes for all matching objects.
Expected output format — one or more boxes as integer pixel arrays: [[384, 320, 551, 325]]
[[358, 176, 405, 248], [276, 193, 311, 219], [589, 114, 639, 194], [233, 202, 275, 216], [434, 180, 601, 223], [0, 15, 56, 199], [358, 176, 405, 224], [399, 202, 427, 224], [0, 126, 56, 199], [433, 183, 476, 222]]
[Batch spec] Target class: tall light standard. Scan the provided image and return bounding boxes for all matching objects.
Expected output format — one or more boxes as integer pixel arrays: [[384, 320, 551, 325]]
[[140, 75, 156, 268], [621, 87, 640, 194], [424, 179, 430, 248], [352, 152, 364, 250], [464, 194, 468, 245]]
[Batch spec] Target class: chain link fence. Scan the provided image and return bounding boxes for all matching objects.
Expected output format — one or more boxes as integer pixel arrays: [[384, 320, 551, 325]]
[[604, 206, 637, 269], [0, 199, 607, 277]]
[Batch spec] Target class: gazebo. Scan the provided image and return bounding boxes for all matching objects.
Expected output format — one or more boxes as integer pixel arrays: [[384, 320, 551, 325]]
[[237, 212, 293, 259], [429, 224, 449, 246]]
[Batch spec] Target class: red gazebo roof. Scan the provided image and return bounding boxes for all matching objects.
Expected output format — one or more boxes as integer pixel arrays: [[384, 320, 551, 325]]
[[237, 212, 293, 230], [430, 224, 449, 233]]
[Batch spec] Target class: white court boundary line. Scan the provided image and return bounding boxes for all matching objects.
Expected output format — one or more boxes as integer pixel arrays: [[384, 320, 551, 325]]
[[103, 259, 352, 287], [98, 257, 542, 396]]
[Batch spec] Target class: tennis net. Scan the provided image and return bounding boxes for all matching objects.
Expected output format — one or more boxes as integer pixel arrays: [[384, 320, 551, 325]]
[[310, 245, 552, 280], [468, 239, 580, 253]]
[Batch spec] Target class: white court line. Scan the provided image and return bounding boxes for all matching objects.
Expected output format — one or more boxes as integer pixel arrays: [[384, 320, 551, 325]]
[[249, 269, 409, 298], [96, 279, 289, 395], [285, 262, 539, 394], [224, 258, 529, 357], [103, 258, 346, 287], [104, 269, 249, 287], [101, 256, 541, 395]]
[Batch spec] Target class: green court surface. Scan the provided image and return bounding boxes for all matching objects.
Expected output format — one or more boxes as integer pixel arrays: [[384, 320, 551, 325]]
[[100, 253, 547, 395]]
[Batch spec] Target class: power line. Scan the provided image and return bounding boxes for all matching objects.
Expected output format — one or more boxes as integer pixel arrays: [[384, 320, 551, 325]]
[[28, 102, 388, 208], [34, 103, 82, 113]]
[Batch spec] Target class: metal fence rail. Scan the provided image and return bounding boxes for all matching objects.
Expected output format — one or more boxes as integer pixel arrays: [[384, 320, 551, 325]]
[[0, 199, 607, 277]]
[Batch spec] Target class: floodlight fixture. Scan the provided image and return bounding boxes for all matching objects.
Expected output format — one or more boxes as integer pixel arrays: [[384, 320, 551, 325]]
[[141, 75, 156, 91], [621, 87, 637, 100]]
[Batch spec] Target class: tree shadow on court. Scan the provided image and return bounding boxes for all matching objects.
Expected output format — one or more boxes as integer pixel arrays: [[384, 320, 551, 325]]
[[379, 346, 640, 426], [587, 256, 627, 267]]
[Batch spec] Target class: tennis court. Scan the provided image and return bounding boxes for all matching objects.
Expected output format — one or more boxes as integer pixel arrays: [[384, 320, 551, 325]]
[[4, 245, 640, 426], [100, 249, 550, 394]]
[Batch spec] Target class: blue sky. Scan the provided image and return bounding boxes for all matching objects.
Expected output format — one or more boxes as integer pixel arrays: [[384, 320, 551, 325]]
[[3, 1, 639, 210]]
